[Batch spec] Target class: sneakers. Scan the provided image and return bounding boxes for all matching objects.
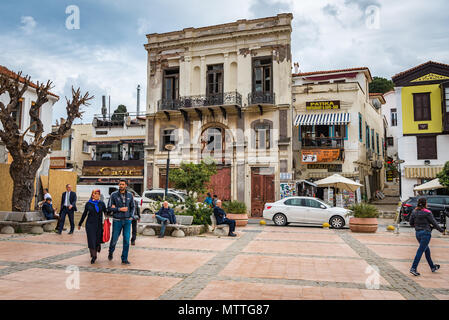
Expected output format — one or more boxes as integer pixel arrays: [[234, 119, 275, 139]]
[[431, 264, 440, 272], [410, 269, 420, 276], [108, 253, 113, 261], [122, 261, 131, 265]]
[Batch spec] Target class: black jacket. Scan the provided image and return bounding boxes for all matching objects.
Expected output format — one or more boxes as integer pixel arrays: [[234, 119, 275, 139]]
[[409, 208, 444, 233], [107, 190, 135, 220], [213, 206, 228, 225], [42, 202, 55, 220], [60, 191, 77, 212]]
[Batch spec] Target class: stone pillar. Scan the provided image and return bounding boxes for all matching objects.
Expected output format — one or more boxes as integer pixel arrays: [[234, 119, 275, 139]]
[[200, 56, 206, 96]]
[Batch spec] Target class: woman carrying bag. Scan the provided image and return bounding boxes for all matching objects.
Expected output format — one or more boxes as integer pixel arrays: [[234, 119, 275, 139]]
[[78, 189, 108, 264]]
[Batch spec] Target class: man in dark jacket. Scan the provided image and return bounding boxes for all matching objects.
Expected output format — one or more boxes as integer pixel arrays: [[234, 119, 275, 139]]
[[58, 184, 77, 234], [107, 179, 135, 264], [213, 200, 236, 237], [131, 199, 141, 246], [42, 197, 60, 230], [153, 201, 176, 238]]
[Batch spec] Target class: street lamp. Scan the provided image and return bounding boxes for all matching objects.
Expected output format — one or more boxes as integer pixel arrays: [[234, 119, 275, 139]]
[[164, 143, 176, 199]]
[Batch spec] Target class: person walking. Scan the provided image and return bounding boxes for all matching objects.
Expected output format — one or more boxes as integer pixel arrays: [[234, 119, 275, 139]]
[[131, 199, 141, 246], [153, 201, 176, 238], [58, 184, 77, 234], [78, 190, 107, 264], [107, 179, 135, 265], [204, 193, 213, 207], [213, 200, 236, 237], [409, 197, 444, 276]]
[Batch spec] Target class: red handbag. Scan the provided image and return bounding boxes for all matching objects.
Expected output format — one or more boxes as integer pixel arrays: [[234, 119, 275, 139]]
[[102, 218, 111, 243]]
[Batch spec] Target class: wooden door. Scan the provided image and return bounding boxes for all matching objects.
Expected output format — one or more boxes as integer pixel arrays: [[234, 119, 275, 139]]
[[207, 167, 231, 201], [251, 168, 275, 217]]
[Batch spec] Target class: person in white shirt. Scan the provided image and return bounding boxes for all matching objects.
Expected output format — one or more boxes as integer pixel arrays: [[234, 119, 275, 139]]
[[44, 188, 52, 201]]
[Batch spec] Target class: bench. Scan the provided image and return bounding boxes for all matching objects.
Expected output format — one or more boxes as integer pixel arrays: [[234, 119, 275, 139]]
[[0, 211, 57, 234], [210, 215, 229, 236], [138, 214, 194, 237]]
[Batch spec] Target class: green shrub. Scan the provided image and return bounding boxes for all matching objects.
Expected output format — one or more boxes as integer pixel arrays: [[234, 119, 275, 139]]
[[176, 197, 213, 227], [347, 202, 380, 218], [222, 200, 247, 214]]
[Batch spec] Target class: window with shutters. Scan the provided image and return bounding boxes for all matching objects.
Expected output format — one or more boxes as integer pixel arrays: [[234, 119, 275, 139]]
[[390, 108, 397, 126], [413, 92, 431, 121], [358, 113, 363, 142], [163, 68, 179, 101], [12, 98, 23, 130], [387, 137, 394, 147], [417, 136, 437, 160], [30, 101, 40, 133]]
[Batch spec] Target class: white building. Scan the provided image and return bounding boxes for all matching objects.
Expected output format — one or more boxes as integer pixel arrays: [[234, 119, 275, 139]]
[[381, 91, 399, 160]]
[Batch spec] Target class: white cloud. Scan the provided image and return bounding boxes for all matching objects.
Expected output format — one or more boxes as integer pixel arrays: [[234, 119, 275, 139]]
[[137, 18, 151, 35], [20, 16, 36, 34]]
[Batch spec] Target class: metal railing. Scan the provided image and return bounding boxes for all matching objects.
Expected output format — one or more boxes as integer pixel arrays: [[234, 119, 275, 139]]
[[157, 92, 242, 111], [301, 137, 344, 148], [248, 91, 275, 105]]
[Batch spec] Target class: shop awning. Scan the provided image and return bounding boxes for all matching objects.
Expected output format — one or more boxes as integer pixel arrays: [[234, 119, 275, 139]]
[[404, 166, 443, 179], [294, 112, 351, 126]]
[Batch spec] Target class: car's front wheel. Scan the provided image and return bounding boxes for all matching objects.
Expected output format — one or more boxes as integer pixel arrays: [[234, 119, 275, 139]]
[[273, 213, 288, 226], [329, 216, 345, 229], [142, 209, 151, 215]]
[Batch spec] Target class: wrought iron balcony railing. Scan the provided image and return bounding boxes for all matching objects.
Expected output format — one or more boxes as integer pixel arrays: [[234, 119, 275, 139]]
[[301, 137, 344, 149], [157, 98, 183, 111], [248, 91, 275, 105], [180, 92, 242, 108]]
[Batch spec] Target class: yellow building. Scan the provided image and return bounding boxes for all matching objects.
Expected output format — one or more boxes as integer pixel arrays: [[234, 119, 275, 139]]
[[392, 61, 449, 200]]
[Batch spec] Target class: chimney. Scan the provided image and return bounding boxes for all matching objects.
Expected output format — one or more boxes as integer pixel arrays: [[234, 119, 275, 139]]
[[101, 95, 107, 119], [136, 84, 141, 116], [294, 62, 300, 74]]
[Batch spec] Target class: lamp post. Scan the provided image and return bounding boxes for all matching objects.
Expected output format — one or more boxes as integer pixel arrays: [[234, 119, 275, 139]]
[[164, 143, 176, 199]]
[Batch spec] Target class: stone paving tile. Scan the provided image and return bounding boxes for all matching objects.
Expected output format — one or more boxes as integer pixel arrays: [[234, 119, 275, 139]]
[[53, 248, 216, 274], [255, 231, 344, 243], [243, 240, 360, 258], [257, 226, 332, 233], [353, 234, 449, 247], [389, 261, 449, 289], [367, 244, 449, 262], [0, 242, 85, 263], [435, 294, 449, 300], [220, 254, 389, 285], [134, 236, 235, 251], [0, 268, 182, 300], [194, 280, 405, 300], [16, 232, 88, 245]]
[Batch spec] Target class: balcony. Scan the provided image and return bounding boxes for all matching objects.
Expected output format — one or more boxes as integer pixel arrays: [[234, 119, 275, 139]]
[[302, 137, 344, 149], [157, 92, 242, 112], [248, 91, 275, 105]]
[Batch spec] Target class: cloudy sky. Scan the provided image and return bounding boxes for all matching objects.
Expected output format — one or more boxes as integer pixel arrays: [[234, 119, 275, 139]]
[[1, 0, 448, 123]]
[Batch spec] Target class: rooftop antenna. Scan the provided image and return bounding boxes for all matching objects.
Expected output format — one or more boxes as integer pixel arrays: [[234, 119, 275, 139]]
[[101, 95, 107, 120], [108, 96, 111, 121]]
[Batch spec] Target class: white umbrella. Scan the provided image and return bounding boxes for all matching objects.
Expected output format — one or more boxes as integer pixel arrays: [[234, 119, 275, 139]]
[[413, 178, 444, 191], [314, 174, 362, 193]]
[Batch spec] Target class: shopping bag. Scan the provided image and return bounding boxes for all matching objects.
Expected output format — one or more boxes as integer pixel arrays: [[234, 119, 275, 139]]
[[102, 218, 111, 243]]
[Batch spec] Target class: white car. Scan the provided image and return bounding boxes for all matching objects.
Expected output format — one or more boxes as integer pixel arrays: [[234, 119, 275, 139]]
[[140, 189, 187, 214], [263, 196, 352, 229]]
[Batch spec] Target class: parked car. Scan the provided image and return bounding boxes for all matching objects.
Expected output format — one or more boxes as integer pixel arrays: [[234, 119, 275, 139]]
[[77, 184, 142, 211], [262, 196, 351, 229], [140, 188, 187, 214], [400, 195, 449, 223]]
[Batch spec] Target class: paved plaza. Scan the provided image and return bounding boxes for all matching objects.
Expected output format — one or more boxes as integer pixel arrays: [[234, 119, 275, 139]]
[[1, 222, 449, 300]]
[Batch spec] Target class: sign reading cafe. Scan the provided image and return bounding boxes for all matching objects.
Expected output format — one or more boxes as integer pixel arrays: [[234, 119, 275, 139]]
[[306, 100, 340, 110]]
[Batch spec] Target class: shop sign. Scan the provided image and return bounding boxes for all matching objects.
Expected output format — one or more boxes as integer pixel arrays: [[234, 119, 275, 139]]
[[50, 157, 66, 169], [301, 149, 340, 163], [386, 170, 395, 182], [82, 166, 143, 176], [307, 164, 342, 172], [306, 100, 340, 110]]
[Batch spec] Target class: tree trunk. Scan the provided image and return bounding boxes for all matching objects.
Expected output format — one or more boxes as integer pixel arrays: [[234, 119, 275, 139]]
[[10, 160, 37, 212]]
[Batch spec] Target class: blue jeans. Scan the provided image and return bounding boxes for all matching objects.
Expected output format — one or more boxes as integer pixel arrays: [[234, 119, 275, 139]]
[[411, 230, 435, 270], [156, 215, 169, 236], [109, 219, 132, 262]]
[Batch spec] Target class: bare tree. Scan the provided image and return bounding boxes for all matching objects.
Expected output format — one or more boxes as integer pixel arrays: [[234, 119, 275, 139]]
[[0, 71, 93, 212]]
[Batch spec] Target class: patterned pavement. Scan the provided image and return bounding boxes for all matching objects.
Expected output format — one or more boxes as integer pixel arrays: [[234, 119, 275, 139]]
[[1, 224, 449, 300]]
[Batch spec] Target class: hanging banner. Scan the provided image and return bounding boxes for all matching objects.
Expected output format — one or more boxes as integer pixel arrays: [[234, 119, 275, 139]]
[[301, 149, 340, 163]]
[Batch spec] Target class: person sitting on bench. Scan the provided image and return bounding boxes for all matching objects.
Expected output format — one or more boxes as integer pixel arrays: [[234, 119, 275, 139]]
[[153, 201, 176, 238], [213, 200, 236, 237], [41, 197, 60, 231]]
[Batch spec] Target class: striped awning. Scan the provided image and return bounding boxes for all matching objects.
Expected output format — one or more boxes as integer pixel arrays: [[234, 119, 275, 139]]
[[294, 113, 351, 126], [404, 166, 443, 179]]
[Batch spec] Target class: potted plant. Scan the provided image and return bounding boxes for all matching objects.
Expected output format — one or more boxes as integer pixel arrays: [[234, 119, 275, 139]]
[[222, 201, 248, 227], [346, 202, 380, 233]]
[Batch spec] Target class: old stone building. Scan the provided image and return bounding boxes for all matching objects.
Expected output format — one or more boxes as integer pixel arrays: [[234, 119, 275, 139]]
[[144, 13, 294, 216]]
